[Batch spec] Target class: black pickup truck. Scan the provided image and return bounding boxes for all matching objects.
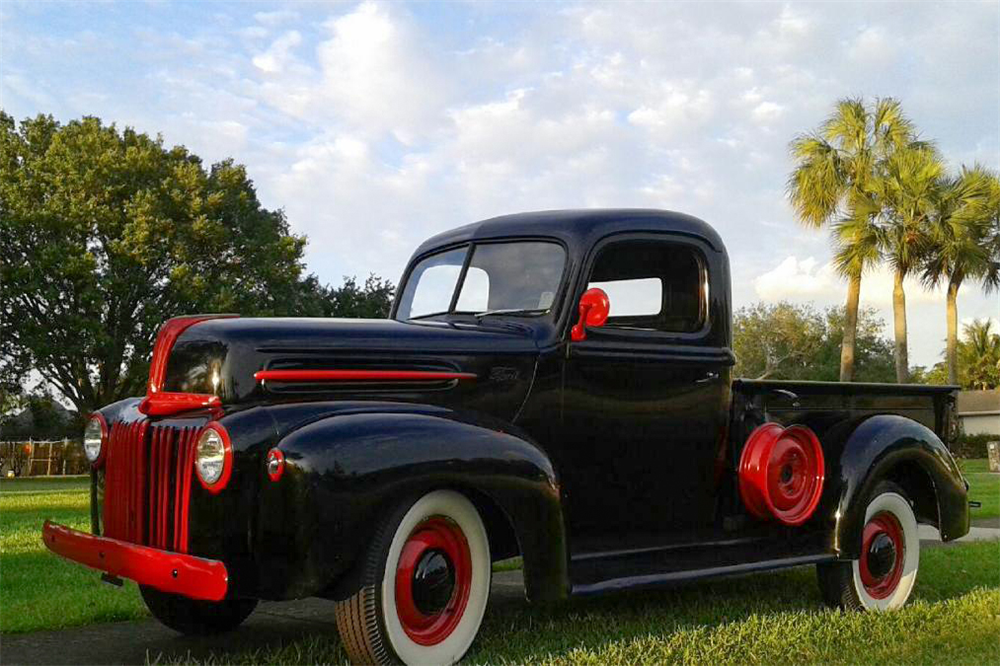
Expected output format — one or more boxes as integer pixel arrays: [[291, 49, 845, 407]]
[[44, 209, 969, 665]]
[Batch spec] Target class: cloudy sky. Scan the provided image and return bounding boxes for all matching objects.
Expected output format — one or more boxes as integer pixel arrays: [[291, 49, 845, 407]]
[[2, 1, 997, 367]]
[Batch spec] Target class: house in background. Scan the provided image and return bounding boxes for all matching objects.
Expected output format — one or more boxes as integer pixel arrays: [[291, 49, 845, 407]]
[[956, 390, 1000, 436]]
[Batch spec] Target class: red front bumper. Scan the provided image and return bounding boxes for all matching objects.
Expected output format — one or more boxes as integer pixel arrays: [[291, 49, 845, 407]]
[[42, 521, 228, 602]]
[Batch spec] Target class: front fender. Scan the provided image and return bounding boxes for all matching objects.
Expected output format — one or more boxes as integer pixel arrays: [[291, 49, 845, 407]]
[[255, 404, 568, 603], [830, 414, 968, 558]]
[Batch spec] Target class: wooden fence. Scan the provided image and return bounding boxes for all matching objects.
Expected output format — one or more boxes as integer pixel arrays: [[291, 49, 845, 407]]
[[0, 439, 87, 477]]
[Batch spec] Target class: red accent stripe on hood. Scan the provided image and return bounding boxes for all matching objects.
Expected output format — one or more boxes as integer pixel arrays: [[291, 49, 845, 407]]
[[254, 369, 476, 383]]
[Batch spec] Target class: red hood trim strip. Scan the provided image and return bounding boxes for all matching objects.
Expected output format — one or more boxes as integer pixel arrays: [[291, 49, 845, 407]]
[[254, 369, 477, 383]]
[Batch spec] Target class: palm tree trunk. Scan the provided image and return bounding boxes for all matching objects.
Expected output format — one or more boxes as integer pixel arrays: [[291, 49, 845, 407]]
[[946, 277, 960, 385], [840, 273, 861, 382], [892, 269, 910, 383]]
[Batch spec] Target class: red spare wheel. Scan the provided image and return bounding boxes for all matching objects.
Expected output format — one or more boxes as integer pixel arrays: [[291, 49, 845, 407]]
[[739, 422, 825, 526]]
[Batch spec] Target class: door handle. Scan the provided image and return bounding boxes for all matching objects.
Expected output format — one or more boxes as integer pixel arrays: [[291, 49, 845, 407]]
[[769, 388, 801, 407], [696, 372, 719, 384]]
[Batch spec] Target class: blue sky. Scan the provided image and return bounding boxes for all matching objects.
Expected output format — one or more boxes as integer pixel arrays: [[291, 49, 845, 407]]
[[2, 1, 998, 367]]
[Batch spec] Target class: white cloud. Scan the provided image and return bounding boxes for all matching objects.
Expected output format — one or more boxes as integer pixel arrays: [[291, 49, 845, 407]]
[[848, 25, 897, 65], [751, 101, 785, 123], [238, 26, 269, 40], [753, 256, 945, 307], [311, 1, 448, 142], [252, 30, 302, 74], [753, 256, 839, 301], [627, 87, 714, 138], [253, 10, 299, 27], [2, 0, 996, 370]]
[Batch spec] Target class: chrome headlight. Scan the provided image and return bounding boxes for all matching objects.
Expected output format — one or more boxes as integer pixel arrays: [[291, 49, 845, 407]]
[[83, 415, 106, 464], [195, 424, 232, 492]]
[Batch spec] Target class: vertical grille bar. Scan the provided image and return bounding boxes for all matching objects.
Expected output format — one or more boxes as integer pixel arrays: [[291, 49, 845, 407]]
[[147, 426, 158, 545], [103, 420, 196, 553], [157, 428, 172, 548], [172, 428, 186, 551], [173, 428, 197, 553], [102, 423, 117, 538], [126, 422, 137, 542], [132, 422, 149, 543], [113, 422, 125, 538]]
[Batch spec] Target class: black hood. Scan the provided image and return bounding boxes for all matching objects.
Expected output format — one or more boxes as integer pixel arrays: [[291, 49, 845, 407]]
[[162, 317, 540, 409]]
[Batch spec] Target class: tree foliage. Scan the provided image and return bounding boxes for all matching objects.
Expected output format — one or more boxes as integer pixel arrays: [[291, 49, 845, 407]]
[[0, 113, 393, 414], [958, 319, 1000, 390], [788, 98, 1000, 384], [911, 319, 1000, 389], [733, 301, 895, 382], [787, 98, 922, 381], [317, 274, 395, 319], [921, 165, 1000, 384], [0, 390, 78, 440]]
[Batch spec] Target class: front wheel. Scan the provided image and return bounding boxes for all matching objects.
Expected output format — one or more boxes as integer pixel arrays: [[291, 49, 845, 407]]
[[335, 490, 492, 665], [817, 481, 920, 611], [140, 585, 258, 635]]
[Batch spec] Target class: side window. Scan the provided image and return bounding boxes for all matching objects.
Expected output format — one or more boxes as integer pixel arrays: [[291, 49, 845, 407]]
[[587, 240, 706, 333]]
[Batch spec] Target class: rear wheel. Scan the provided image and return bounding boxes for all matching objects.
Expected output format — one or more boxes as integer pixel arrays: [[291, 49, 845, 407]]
[[140, 585, 257, 635], [817, 481, 920, 611], [335, 490, 491, 665]]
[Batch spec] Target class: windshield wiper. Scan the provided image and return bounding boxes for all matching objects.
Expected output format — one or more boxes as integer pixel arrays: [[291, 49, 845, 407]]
[[407, 311, 450, 321], [472, 308, 547, 319]]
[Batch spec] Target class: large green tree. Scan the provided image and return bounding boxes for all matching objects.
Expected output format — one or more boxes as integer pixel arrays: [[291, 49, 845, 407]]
[[318, 274, 395, 319], [0, 113, 332, 414], [922, 165, 1000, 384], [733, 301, 895, 382], [787, 98, 922, 382]]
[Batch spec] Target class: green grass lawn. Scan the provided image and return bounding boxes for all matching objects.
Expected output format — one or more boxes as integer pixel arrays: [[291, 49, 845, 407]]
[[959, 458, 999, 520], [156, 541, 999, 666], [0, 475, 147, 633], [2, 463, 997, 666]]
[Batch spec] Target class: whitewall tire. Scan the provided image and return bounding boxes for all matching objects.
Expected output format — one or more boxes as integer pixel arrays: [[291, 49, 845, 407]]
[[817, 481, 920, 611], [335, 490, 491, 665]]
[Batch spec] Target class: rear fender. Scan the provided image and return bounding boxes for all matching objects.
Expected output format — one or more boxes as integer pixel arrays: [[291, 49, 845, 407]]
[[255, 406, 568, 603], [829, 414, 969, 558]]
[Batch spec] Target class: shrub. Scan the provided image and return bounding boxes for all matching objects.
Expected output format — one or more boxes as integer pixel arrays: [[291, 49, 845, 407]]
[[952, 433, 998, 459]]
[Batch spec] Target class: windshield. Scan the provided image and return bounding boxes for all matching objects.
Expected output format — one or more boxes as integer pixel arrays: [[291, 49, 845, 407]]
[[395, 241, 566, 320]]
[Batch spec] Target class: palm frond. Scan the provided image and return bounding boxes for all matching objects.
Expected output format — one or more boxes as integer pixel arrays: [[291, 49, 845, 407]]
[[786, 133, 844, 228], [872, 97, 918, 155]]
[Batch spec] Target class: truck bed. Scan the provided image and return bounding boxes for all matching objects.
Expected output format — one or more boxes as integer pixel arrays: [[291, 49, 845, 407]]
[[731, 378, 959, 448]]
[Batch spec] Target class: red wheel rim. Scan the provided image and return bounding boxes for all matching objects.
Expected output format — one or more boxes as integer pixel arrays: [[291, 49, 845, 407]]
[[738, 423, 825, 526], [859, 511, 905, 599], [394, 516, 472, 646]]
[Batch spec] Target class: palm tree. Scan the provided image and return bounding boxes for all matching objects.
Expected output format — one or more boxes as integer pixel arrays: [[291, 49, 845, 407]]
[[959, 319, 1000, 390], [922, 165, 1000, 384], [787, 98, 919, 381], [879, 144, 945, 382]]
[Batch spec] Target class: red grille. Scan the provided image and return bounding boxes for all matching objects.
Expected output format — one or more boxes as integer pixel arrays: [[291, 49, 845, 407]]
[[103, 421, 200, 553]]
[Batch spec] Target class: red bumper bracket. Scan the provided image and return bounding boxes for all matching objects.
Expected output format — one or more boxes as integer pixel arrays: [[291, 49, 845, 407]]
[[42, 521, 228, 602]]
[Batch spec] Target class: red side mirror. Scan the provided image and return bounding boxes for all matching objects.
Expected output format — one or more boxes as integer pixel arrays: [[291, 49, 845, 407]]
[[571, 288, 610, 342]]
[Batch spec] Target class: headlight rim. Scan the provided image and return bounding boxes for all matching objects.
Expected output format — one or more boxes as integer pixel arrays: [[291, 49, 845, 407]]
[[84, 413, 108, 467], [195, 422, 233, 494]]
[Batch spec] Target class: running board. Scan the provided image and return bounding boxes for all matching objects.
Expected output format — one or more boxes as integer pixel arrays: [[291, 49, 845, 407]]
[[570, 553, 837, 596]]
